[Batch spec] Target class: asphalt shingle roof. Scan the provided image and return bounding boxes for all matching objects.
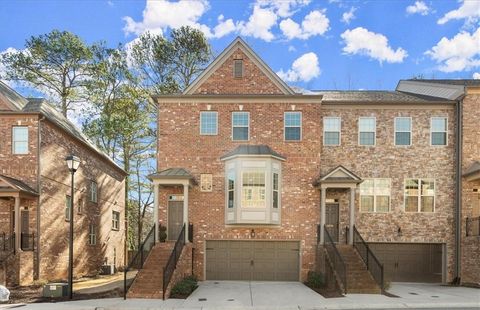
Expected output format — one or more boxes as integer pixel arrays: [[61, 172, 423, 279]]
[[0, 174, 39, 196], [220, 145, 286, 160], [307, 91, 454, 103]]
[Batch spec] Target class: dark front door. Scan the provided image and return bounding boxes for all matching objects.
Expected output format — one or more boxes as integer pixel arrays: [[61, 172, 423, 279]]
[[326, 204, 339, 242], [21, 210, 29, 249], [167, 201, 183, 241]]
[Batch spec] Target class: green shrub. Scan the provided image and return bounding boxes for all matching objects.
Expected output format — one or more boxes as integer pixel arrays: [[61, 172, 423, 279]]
[[171, 275, 198, 297], [306, 271, 325, 288]]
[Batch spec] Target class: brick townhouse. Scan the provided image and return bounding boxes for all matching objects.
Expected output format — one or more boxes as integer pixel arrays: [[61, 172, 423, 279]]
[[0, 81, 127, 286], [127, 37, 479, 298]]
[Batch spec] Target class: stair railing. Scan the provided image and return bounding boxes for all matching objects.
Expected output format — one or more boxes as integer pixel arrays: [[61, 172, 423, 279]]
[[324, 226, 347, 294], [123, 225, 156, 299], [163, 224, 185, 300], [352, 225, 384, 291]]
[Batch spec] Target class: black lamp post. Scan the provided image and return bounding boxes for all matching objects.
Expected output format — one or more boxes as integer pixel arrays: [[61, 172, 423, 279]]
[[65, 155, 80, 299]]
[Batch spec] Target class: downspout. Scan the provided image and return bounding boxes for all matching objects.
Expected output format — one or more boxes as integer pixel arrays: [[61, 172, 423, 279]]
[[454, 95, 464, 285], [36, 115, 45, 280]]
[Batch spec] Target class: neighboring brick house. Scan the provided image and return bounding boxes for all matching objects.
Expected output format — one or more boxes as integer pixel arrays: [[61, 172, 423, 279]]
[[146, 37, 479, 291], [0, 81, 127, 286]]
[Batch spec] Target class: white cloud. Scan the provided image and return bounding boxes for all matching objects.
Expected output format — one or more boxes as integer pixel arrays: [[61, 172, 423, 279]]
[[438, 0, 480, 25], [257, 0, 311, 17], [280, 9, 330, 40], [122, 0, 211, 36], [212, 15, 236, 38], [341, 7, 356, 24], [406, 1, 430, 16], [425, 27, 480, 72], [277, 52, 320, 82], [237, 4, 278, 41], [340, 27, 408, 63], [288, 45, 296, 52], [473, 72, 480, 79]]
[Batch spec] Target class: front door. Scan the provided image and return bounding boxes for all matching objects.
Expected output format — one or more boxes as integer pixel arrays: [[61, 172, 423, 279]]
[[325, 204, 339, 242], [168, 201, 183, 241]]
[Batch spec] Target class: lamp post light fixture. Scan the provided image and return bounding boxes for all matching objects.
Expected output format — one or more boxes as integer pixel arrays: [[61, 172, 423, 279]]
[[65, 155, 80, 299]]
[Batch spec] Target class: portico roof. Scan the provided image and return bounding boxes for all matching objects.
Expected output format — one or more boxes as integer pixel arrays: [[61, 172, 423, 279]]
[[0, 174, 38, 197], [148, 168, 197, 186], [463, 161, 480, 181], [314, 165, 362, 186]]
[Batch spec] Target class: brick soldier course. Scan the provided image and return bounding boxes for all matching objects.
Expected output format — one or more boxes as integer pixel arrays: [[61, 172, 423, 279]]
[[0, 81, 127, 286]]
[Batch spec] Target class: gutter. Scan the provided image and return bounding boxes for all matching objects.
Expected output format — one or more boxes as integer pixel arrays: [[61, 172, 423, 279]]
[[453, 94, 464, 285]]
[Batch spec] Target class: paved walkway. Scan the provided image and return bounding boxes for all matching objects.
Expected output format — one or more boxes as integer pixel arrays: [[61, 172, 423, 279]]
[[1, 282, 478, 309]]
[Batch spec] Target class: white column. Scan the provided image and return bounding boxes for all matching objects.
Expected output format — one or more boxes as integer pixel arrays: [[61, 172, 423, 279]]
[[349, 187, 355, 245], [14, 197, 21, 252], [183, 184, 189, 243], [320, 187, 326, 244], [153, 183, 159, 243]]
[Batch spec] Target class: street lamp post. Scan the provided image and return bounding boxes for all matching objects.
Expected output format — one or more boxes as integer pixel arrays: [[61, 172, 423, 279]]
[[65, 155, 80, 300]]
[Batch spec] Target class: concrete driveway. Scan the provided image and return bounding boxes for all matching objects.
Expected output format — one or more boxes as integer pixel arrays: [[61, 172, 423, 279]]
[[183, 281, 325, 308]]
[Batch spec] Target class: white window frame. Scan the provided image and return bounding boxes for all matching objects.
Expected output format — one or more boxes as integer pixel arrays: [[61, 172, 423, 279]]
[[284, 111, 302, 141], [430, 117, 448, 146], [404, 178, 436, 213], [90, 180, 98, 203], [358, 117, 376, 146], [200, 111, 218, 135], [240, 170, 267, 209], [89, 223, 96, 245], [232, 111, 250, 141], [12, 126, 29, 154], [394, 117, 412, 146], [359, 178, 391, 213], [112, 210, 120, 230], [323, 117, 341, 146]]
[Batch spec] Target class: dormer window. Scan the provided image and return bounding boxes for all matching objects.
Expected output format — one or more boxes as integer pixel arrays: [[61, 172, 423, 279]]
[[234, 59, 243, 78]]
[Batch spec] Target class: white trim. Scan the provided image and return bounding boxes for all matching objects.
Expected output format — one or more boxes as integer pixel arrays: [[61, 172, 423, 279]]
[[232, 111, 250, 141], [12, 126, 29, 155], [403, 178, 436, 213], [358, 117, 376, 146], [284, 111, 302, 141], [394, 117, 412, 146], [323, 117, 341, 146], [200, 111, 218, 136], [321, 166, 361, 182], [430, 116, 448, 147]]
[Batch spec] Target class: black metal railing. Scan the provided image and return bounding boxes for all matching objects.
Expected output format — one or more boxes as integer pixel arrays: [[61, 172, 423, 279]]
[[163, 224, 185, 300], [466, 217, 480, 236], [123, 225, 156, 299], [0, 233, 15, 253], [324, 226, 347, 294], [353, 226, 384, 291], [20, 233, 35, 251]]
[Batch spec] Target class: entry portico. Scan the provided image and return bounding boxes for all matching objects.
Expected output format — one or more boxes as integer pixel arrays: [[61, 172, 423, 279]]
[[149, 168, 196, 243], [315, 166, 362, 245]]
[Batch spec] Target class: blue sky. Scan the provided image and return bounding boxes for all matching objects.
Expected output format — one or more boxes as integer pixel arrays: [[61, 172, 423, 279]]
[[1, 0, 479, 93]]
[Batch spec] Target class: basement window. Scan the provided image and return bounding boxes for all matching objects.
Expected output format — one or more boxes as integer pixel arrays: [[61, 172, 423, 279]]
[[234, 60, 243, 78]]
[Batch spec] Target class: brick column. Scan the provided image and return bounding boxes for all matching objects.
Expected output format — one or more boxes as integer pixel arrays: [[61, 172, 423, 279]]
[[14, 197, 21, 252], [153, 183, 159, 243], [320, 187, 326, 244]]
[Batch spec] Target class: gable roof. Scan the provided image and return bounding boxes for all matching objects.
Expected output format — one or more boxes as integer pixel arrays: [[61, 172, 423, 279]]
[[0, 81, 28, 111], [314, 165, 362, 186], [183, 37, 294, 95], [220, 144, 286, 161], [0, 174, 38, 196]]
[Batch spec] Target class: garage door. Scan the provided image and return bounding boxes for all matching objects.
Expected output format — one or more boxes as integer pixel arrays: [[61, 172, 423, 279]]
[[368, 243, 443, 283], [206, 240, 300, 281]]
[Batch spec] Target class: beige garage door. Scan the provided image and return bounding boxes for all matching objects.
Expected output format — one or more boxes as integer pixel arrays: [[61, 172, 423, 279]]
[[206, 240, 300, 281], [368, 243, 443, 283]]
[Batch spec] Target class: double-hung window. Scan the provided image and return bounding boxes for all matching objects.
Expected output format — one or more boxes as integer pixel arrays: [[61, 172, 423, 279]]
[[232, 112, 249, 141], [284, 112, 301, 141], [241, 171, 266, 208], [405, 179, 435, 212], [12, 126, 28, 154], [112, 211, 120, 230], [89, 223, 96, 245], [227, 170, 235, 208], [90, 181, 98, 203], [360, 179, 391, 212], [324, 117, 341, 146], [200, 111, 218, 135], [431, 117, 447, 146], [359, 117, 376, 146], [395, 117, 412, 146]]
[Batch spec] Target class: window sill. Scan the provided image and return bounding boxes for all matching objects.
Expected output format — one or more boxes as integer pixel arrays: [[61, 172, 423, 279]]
[[112, 228, 120, 231]]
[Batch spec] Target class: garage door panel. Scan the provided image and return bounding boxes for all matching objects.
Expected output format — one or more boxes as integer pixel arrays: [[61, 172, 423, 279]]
[[368, 243, 442, 283], [206, 240, 299, 281]]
